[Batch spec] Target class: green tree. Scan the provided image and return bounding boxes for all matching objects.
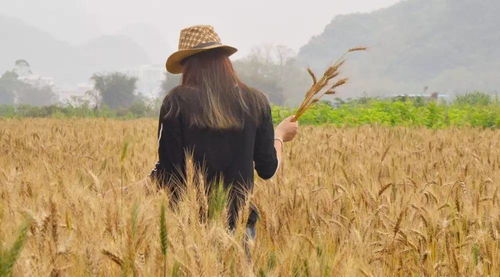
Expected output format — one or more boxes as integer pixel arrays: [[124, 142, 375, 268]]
[[0, 71, 19, 105], [160, 72, 181, 97], [454, 92, 493, 106], [233, 50, 285, 105], [16, 84, 57, 106], [91, 72, 138, 109], [0, 70, 57, 106], [233, 45, 309, 106]]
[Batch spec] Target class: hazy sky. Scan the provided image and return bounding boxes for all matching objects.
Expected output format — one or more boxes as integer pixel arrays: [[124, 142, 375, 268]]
[[2, 0, 401, 58]]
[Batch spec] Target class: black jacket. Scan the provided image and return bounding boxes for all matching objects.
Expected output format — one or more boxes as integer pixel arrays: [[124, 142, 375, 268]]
[[151, 85, 278, 200]]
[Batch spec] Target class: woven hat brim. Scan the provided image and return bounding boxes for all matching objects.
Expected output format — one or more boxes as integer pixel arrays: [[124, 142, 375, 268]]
[[166, 44, 237, 74]]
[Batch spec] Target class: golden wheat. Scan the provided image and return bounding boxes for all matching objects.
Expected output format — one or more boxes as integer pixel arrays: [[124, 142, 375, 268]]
[[0, 118, 498, 276], [294, 47, 366, 121]]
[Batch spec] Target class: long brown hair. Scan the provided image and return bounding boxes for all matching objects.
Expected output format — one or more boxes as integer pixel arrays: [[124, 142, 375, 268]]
[[178, 48, 266, 130]]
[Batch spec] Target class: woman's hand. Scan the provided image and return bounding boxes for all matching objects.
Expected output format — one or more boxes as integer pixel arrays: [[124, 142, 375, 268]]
[[275, 116, 299, 142]]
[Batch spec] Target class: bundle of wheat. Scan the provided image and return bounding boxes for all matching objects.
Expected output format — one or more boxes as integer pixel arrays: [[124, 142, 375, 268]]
[[293, 47, 367, 121]]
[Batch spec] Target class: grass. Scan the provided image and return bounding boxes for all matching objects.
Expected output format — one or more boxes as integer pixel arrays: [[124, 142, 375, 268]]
[[273, 101, 500, 128], [0, 118, 498, 276], [0, 219, 32, 277], [1, 91, 499, 129]]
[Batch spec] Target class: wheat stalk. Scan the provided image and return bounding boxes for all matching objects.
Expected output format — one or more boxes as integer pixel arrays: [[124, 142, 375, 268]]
[[0, 219, 32, 276], [160, 204, 168, 277], [102, 249, 124, 267], [292, 47, 367, 121]]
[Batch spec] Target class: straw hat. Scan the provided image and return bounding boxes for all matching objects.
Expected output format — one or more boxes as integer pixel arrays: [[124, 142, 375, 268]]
[[166, 25, 237, 74]]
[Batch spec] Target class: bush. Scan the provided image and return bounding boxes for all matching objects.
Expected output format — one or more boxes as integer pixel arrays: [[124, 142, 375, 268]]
[[0, 105, 16, 117], [1, 94, 499, 128], [0, 102, 157, 119], [454, 92, 493, 106], [272, 98, 499, 128]]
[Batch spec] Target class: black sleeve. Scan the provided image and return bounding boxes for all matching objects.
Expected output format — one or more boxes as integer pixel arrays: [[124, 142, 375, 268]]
[[253, 104, 278, 180], [151, 94, 185, 186]]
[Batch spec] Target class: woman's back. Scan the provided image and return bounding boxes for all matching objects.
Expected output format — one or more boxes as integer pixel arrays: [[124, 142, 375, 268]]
[[156, 85, 278, 190]]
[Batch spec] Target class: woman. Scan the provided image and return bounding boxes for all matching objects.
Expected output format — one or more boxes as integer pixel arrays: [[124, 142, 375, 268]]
[[151, 25, 298, 235]]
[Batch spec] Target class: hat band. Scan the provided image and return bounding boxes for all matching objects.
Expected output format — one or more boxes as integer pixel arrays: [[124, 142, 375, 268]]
[[191, 41, 221, 49]]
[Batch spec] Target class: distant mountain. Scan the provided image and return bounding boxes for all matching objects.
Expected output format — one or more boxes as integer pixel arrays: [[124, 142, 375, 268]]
[[298, 0, 500, 97], [0, 0, 100, 43], [0, 15, 73, 80], [117, 23, 171, 63], [0, 15, 151, 87], [77, 35, 151, 75]]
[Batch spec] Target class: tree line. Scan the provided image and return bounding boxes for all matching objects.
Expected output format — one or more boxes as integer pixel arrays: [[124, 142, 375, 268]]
[[0, 45, 307, 112]]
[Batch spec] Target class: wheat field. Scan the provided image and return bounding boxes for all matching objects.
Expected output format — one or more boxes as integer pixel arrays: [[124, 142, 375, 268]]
[[0, 118, 498, 276]]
